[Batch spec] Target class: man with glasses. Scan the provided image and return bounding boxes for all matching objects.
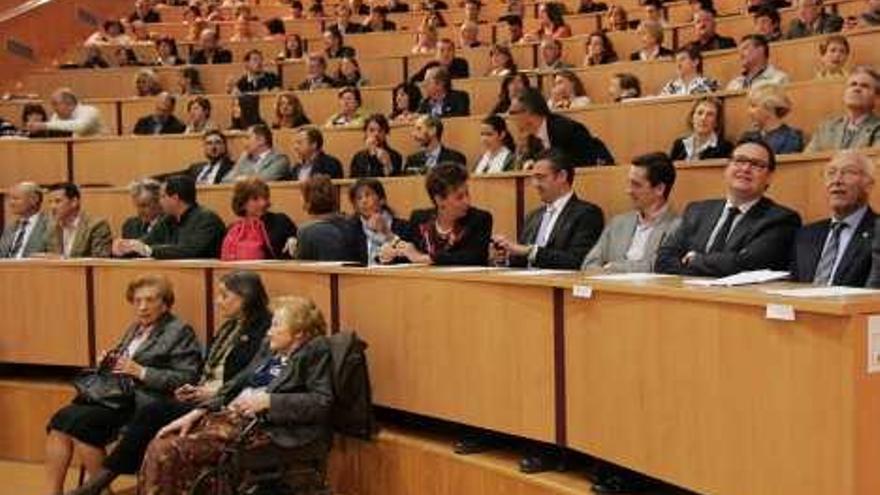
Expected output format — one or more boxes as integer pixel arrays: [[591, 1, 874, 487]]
[[655, 136, 801, 276], [186, 130, 234, 185], [792, 150, 875, 287]]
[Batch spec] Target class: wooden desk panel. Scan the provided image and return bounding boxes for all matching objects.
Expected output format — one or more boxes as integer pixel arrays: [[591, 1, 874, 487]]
[[338, 274, 556, 442], [0, 139, 69, 189], [91, 263, 209, 352], [0, 263, 90, 366]]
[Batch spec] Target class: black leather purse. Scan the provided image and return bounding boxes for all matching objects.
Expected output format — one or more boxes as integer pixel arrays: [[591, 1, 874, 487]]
[[72, 350, 135, 411]]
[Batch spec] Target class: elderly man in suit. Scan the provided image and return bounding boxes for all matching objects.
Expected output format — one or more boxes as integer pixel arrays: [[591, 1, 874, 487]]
[[806, 66, 880, 152], [187, 130, 235, 185], [416, 66, 470, 118], [290, 126, 345, 180], [223, 124, 291, 182], [121, 178, 165, 240], [403, 115, 467, 174], [790, 150, 875, 286], [45, 183, 112, 258], [132, 93, 186, 135], [582, 152, 680, 272], [655, 136, 801, 277], [492, 149, 604, 269], [0, 181, 49, 258]]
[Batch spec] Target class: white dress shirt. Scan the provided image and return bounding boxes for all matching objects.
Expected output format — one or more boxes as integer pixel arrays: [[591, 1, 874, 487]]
[[46, 104, 106, 137], [474, 147, 512, 174], [625, 205, 669, 261], [61, 213, 82, 257]]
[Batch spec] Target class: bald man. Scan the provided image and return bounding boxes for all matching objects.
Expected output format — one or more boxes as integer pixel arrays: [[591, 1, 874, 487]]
[[27, 88, 105, 137], [0, 182, 48, 257], [133, 92, 186, 135]]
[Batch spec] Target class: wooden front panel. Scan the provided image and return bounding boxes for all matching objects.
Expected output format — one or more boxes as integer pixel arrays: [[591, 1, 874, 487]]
[[564, 292, 854, 495], [0, 140, 69, 189], [91, 264, 209, 353], [338, 275, 556, 442], [0, 380, 76, 462], [0, 263, 89, 366]]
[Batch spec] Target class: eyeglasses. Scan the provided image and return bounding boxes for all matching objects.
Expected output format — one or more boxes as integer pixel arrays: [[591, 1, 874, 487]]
[[729, 155, 769, 170]]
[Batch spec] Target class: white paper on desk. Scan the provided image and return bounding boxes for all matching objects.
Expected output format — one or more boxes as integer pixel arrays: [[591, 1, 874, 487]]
[[294, 261, 353, 267], [763, 286, 880, 298], [684, 270, 790, 287], [500, 269, 578, 276], [586, 273, 674, 281], [429, 266, 511, 272], [363, 263, 428, 269]]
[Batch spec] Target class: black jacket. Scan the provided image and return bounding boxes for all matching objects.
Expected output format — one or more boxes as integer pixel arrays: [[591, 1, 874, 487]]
[[121, 216, 160, 240], [655, 197, 802, 277], [790, 208, 875, 287], [133, 115, 186, 135], [291, 152, 345, 180], [261, 211, 298, 258], [143, 204, 227, 259], [187, 157, 235, 185], [403, 146, 467, 175], [416, 90, 470, 118], [235, 72, 281, 93], [409, 58, 470, 83], [349, 146, 403, 177], [546, 113, 614, 166], [189, 48, 233, 65], [512, 194, 604, 269], [409, 207, 493, 265], [685, 34, 737, 52], [211, 310, 272, 383], [669, 136, 734, 161]]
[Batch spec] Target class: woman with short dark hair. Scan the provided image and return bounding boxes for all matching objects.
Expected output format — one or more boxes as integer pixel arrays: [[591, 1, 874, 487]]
[[669, 96, 734, 161], [221, 177, 297, 260], [347, 178, 413, 264], [350, 114, 404, 177]]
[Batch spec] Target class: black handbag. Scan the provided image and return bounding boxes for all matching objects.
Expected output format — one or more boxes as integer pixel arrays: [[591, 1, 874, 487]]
[[72, 350, 135, 411]]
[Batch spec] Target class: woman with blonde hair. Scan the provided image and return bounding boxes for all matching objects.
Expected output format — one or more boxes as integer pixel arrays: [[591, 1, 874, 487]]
[[741, 83, 804, 155], [134, 68, 163, 97]]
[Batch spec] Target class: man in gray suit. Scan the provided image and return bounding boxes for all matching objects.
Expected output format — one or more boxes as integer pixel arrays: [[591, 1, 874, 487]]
[[806, 66, 880, 152], [582, 152, 680, 272], [222, 123, 291, 182], [0, 181, 48, 258]]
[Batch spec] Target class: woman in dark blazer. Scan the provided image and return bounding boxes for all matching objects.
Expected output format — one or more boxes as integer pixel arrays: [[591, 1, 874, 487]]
[[347, 178, 412, 264], [294, 175, 357, 261], [669, 97, 734, 162], [220, 177, 297, 260], [382, 162, 493, 266], [349, 114, 404, 177], [67, 271, 272, 495], [138, 296, 333, 495], [46, 275, 202, 495]]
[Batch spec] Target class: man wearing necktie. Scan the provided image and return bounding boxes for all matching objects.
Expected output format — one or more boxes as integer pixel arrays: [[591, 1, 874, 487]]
[[794, 150, 876, 287], [0, 182, 48, 258], [656, 136, 802, 276], [186, 131, 235, 185]]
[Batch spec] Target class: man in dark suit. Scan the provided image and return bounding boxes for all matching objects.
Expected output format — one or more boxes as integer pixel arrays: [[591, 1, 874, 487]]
[[121, 178, 164, 240], [416, 66, 470, 118], [296, 53, 339, 91], [290, 127, 344, 180], [785, 0, 843, 39], [656, 136, 802, 277], [234, 49, 281, 93], [791, 151, 876, 287], [132, 93, 186, 135], [188, 28, 233, 64], [112, 175, 226, 259], [0, 181, 48, 258], [492, 150, 604, 269], [409, 38, 471, 83], [509, 88, 614, 166], [686, 8, 736, 52], [403, 115, 467, 175], [187, 130, 235, 185]]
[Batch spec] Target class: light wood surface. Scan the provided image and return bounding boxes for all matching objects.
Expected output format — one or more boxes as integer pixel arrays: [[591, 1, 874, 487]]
[[0, 379, 76, 462], [0, 139, 69, 189]]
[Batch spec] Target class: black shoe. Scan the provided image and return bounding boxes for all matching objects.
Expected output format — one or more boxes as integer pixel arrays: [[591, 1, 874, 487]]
[[518, 451, 564, 474], [64, 468, 117, 495], [453, 435, 492, 455]]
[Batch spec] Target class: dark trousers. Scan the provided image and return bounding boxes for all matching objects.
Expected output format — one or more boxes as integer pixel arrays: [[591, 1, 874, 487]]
[[103, 398, 193, 474]]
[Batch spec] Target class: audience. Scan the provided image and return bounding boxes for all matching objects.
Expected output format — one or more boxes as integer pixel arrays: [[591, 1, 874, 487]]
[[294, 175, 354, 260], [187, 130, 235, 185], [133, 92, 186, 135], [670, 97, 734, 161], [656, 136, 801, 276], [45, 182, 112, 258], [121, 178, 163, 239], [80, 46, 110, 69], [264, 18, 287, 40], [474, 114, 516, 174], [334, 3, 365, 34], [390, 82, 423, 123], [323, 27, 356, 59], [687, 9, 737, 52], [221, 177, 297, 260], [134, 69, 163, 97], [631, 20, 673, 61], [490, 72, 531, 114], [235, 50, 281, 93], [84, 20, 131, 46], [861, 0, 880, 26], [326, 86, 369, 128], [336, 56, 368, 87], [155, 37, 183, 66], [509, 88, 613, 166], [410, 38, 471, 83], [501, 14, 525, 44], [790, 150, 875, 286], [659, 45, 719, 96], [726, 35, 790, 91], [806, 66, 880, 152], [189, 29, 233, 64], [45, 274, 200, 495], [364, 6, 397, 32], [291, 127, 345, 180], [128, 0, 161, 23], [224, 124, 291, 182], [606, 5, 631, 31], [528, 2, 572, 40], [417, 66, 471, 118], [183, 96, 217, 134], [538, 38, 573, 72], [297, 53, 339, 91], [742, 84, 804, 155], [786, 0, 843, 38], [272, 92, 311, 130], [459, 21, 483, 49], [176, 67, 206, 95], [350, 114, 404, 177], [583, 31, 619, 66], [547, 70, 591, 110], [230, 15, 259, 42], [347, 178, 414, 264], [487, 44, 518, 77], [0, 182, 48, 258], [609, 73, 642, 102], [20, 104, 50, 138], [381, 162, 492, 265], [279, 33, 305, 61], [28, 88, 105, 137], [412, 23, 440, 54], [492, 150, 604, 269], [751, 6, 783, 41], [578, 0, 608, 13], [113, 175, 226, 259], [642, 0, 667, 26], [815, 35, 850, 79], [403, 115, 467, 174], [582, 152, 680, 272]]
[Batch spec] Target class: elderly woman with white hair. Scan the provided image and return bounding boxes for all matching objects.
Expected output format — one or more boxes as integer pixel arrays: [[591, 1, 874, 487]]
[[741, 83, 805, 155]]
